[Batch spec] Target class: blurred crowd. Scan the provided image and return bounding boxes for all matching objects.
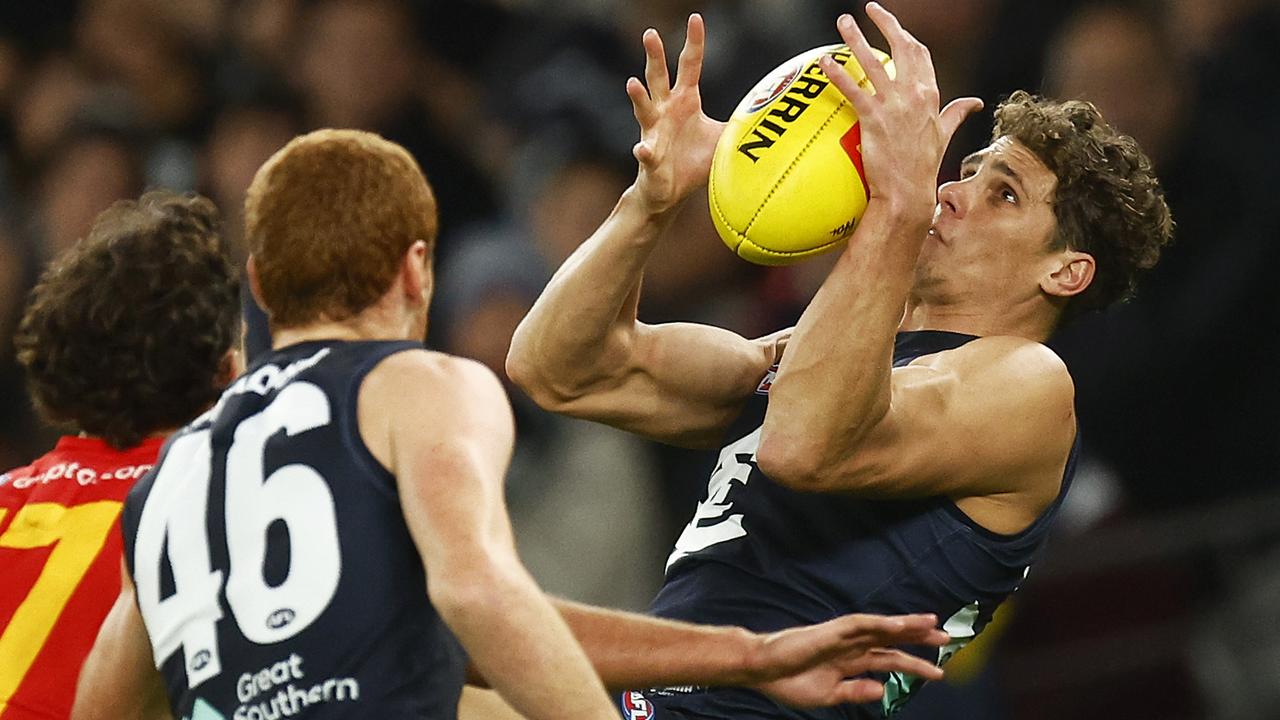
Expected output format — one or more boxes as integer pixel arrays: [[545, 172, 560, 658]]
[[0, 0, 1277, 717]]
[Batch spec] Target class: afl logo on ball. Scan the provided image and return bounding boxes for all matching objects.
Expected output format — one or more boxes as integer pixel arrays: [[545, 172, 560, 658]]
[[745, 63, 801, 113], [620, 691, 656, 719]]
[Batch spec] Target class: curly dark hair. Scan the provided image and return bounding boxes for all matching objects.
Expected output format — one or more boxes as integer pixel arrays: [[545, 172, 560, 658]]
[[14, 190, 240, 448], [993, 91, 1174, 321]]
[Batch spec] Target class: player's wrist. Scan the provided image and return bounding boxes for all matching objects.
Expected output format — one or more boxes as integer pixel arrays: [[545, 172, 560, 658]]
[[735, 626, 782, 685], [621, 183, 690, 221], [866, 188, 935, 228]]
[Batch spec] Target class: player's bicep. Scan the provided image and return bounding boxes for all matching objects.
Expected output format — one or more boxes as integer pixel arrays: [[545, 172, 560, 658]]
[[548, 322, 785, 448]]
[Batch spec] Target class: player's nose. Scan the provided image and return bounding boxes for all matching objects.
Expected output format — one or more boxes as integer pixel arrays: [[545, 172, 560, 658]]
[[936, 179, 966, 220]]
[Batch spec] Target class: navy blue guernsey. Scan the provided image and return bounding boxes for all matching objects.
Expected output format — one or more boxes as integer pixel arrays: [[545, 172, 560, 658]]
[[122, 340, 466, 720], [646, 331, 1078, 719]]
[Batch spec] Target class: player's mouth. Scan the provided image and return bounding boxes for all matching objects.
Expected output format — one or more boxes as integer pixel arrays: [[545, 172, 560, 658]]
[[927, 226, 948, 245]]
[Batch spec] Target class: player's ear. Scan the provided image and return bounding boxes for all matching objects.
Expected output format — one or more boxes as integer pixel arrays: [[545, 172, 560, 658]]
[[246, 255, 267, 308], [1041, 249, 1094, 299], [401, 240, 433, 305]]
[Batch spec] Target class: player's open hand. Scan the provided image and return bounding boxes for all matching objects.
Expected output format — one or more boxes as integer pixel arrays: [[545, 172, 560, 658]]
[[626, 14, 726, 215], [746, 612, 948, 708], [819, 3, 982, 217]]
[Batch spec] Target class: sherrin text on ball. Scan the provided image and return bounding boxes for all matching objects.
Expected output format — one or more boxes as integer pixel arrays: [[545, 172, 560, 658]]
[[709, 43, 894, 265]]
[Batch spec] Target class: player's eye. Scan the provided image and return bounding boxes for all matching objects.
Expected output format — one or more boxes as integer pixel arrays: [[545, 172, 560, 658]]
[[1000, 185, 1018, 204], [959, 167, 977, 179]]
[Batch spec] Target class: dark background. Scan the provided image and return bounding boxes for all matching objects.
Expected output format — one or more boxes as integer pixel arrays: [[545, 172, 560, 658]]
[[0, 1, 1276, 717]]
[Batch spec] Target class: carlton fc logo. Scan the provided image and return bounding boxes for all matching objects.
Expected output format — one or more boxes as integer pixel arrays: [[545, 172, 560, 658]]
[[755, 364, 779, 395], [746, 64, 801, 113], [620, 691, 656, 719]]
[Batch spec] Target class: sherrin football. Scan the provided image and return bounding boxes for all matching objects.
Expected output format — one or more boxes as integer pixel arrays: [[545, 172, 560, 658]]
[[709, 44, 894, 266]]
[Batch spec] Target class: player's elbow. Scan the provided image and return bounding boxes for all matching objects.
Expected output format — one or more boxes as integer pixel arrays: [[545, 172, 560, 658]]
[[504, 345, 578, 412], [505, 327, 629, 413], [756, 428, 829, 491], [428, 556, 530, 632]]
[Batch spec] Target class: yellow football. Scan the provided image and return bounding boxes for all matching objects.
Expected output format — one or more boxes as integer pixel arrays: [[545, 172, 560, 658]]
[[709, 44, 894, 266]]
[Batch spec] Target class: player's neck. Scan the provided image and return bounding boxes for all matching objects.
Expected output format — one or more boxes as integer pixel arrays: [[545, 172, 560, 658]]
[[900, 296, 1055, 342], [272, 306, 422, 349]]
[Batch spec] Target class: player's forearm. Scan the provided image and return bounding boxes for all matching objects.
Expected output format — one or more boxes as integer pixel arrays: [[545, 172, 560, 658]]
[[507, 187, 676, 400], [760, 200, 931, 482], [438, 567, 617, 720], [552, 598, 767, 691], [72, 591, 174, 720]]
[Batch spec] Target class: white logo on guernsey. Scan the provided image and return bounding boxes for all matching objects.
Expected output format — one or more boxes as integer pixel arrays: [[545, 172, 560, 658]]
[[195, 348, 331, 427], [209, 653, 360, 720], [9, 462, 153, 489]]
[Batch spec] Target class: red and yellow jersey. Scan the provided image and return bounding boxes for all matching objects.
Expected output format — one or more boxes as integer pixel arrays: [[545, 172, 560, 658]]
[[0, 436, 164, 720]]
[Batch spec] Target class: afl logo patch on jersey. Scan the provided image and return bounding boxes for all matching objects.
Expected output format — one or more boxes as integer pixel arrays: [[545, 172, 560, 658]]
[[267, 608, 297, 630], [755, 364, 779, 395], [620, 691, 656, 719]]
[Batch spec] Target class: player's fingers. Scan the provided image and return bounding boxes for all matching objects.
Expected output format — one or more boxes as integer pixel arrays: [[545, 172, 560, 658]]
[[829, 678, 887, 705], [626, 76, 657, 126], [835, 613, 948, 652], [833, 14, 891, 95], [865, 2, 930, 75], [845, 648, 945, 680], [819, 54, 874, 117], [939, 97, 984, 143], [674, 13, 705, 91], [835, 613, 930, 641], [643, 28, 671, 101]]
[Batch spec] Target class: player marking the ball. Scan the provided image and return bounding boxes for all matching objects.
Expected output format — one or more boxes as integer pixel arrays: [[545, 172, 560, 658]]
[[508, 3, 1172, 718]]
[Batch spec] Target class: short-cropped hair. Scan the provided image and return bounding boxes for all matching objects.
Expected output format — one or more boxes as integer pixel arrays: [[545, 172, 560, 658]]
[[15, 191, 240, 448], [993, 91, 1174, 321], [245, 129, 438, 328]]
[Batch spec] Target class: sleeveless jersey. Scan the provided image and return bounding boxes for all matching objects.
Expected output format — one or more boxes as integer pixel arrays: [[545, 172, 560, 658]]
[[647, 331, 1079, 719], [121, 340, 466, 720], [0, 435, 164, 720]]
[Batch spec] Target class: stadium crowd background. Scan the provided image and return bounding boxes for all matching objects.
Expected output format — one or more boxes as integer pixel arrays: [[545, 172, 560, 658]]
[[0, 0, 1275, 718]]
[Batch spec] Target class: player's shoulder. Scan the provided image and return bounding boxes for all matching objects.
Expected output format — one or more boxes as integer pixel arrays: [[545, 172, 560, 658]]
[[364, 349, 509, 418], [371, 349, 501, 392], [915, 335, 1075, 415]]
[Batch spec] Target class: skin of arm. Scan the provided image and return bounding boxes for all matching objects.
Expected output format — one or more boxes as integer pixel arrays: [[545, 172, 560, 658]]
[[756, 7, 1074, 515], [71, 563, 173, 720], [469, 599, 949, 707], [362, 351, 618, 720], [507, 15, 783, 449], [506, 189, 786, 448]]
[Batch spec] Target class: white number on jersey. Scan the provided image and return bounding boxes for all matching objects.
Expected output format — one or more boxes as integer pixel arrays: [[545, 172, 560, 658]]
[[133, 382, 342, 687], [134, 430, 225, 686], [666, 428, 761, 570]]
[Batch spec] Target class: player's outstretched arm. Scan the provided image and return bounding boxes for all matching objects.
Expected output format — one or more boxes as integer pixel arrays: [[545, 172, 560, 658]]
[[363, 351, 617, 720], [508, 15, 781, 449], [72, 562, 173, 720], [548, 600, 947, 705], [462, 603, 948, 716]]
